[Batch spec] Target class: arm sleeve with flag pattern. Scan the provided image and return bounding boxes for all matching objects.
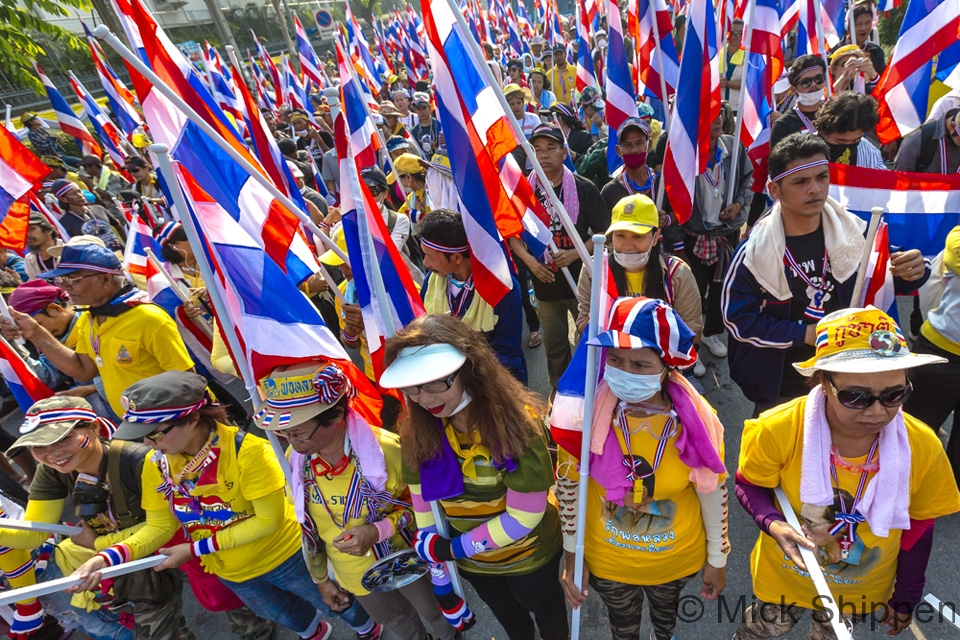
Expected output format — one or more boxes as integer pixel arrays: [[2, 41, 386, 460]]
[[448, 488, 547, 558], [409, 484, 453, 590]]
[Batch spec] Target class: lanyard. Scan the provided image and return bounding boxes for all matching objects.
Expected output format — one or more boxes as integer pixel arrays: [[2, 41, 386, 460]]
[[783, 245, 830, 320], [615, 408, 675, 483], [938, 138, 960, 174], [155, 435, 221, 526], [828, 439, 879, 559], [447, 275, 475, 318], [794, 106, 817, 134], [622, 171, 654, 195]]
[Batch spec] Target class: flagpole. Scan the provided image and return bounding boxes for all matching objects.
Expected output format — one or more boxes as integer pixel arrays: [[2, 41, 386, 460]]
[[438, 0, 593, 276], [851, 206, 883, 306], [570, 233, 606, 640], [93, 25, 352, 269], [725, 0, 756, 207], [143, 247, 215, 340], [152, 143, 293, 487]]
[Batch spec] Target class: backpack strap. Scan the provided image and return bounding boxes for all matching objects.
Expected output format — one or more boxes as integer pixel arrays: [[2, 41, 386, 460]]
[[386, 208, 397, 233], [107, 439, 133, 527]]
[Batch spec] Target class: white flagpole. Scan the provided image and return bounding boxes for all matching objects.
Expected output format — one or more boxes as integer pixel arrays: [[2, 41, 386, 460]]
[[725, 0, 757, 207], [851, 206, 883, 306], [570, 233, 606, 640], [93, 25, 351, 268], [436, 0, 593, 276], [143, 247, 215, 340], [0, 556, 166, 607], [0, 519, 82, 536], [152, 144, 292, 487]]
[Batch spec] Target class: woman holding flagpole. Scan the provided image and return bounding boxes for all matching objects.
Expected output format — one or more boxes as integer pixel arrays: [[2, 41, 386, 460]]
[[379, 314, 568, 640], [734, 307, 960, 638], [553, 296, 729, 640]]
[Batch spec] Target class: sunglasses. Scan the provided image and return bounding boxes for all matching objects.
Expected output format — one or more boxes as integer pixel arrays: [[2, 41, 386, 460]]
[[826, 377, 913, 410], [145, 423, 178, 443], [400, 371, 459, 396], [797, 74, 826, 89]]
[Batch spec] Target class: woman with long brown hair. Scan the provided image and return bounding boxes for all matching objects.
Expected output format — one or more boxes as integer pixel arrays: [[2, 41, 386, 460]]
[[379, 314, 567, 640]]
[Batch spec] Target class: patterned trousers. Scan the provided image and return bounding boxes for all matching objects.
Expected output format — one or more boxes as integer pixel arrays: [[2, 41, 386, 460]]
[[733, 601, 861, 639], [589, 572, 696, 640]]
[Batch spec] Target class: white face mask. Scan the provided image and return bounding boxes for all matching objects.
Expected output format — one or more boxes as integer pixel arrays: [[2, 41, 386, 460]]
[[449, 389, 472, 416], [603, 365, 662, 403], [796, 90, 825, 106], [613, 249, 652, 271]]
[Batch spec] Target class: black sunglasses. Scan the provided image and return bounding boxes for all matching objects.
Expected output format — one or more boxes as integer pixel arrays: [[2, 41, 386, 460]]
[[826, 377, 913, 410], [797, 74, 826, 89], [145, 422, 178, 443]]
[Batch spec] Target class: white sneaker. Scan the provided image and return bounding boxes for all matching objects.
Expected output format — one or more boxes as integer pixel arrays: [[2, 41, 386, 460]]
[[693, 359, 706, 377], [702, 334, 728, 358]]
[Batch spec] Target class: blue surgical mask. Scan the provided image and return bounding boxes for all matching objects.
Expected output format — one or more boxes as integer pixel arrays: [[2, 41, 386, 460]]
[[603, 365, 662, 403]]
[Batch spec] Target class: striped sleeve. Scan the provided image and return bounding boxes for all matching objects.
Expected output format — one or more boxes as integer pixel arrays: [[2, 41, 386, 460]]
[[451, 488, 547, 558]]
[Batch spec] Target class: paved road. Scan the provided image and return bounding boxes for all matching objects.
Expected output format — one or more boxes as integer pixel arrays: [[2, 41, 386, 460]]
[[5, 300, 959, 640]]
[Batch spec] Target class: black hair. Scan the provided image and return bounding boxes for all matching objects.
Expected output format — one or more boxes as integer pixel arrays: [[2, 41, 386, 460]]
[[814, 91, 879, 136], [609, 242, 667, 301], [946, 107, 960, 122], [417, 208, 470, 258], [768, 133, 830, 181], [788, 55, 827, 86], [852, 4, 873, 21], [277, 138, 298, 157], [153, 221, 189, 264], [125, 156, 149, 169]]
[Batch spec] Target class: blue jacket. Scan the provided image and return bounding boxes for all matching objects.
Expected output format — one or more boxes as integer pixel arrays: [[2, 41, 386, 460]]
[[421, 272, 528, 384], [3, 256, 27, 284], [721, 239, 927, 405]]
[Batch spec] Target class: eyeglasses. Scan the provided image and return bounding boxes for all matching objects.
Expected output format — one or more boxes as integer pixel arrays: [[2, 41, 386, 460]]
[[731, 30, 743, 36], [826, 377, 913, 410], [275, 413, 343, 442], [145, 423, 178, 443], [53, 272, 98, 288], [400, 371, 459, 396], [797, 74, 826, 89]]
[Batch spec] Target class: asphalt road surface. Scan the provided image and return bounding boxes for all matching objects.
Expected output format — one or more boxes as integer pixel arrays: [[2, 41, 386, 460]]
[[4, 299, 959, 640]]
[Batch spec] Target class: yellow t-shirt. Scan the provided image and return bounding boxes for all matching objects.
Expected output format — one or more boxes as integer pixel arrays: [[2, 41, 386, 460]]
[[549, 66, 578, 105], [141, 423, 303, 583], [739, 397, 960, 608], [74, 304, 195, 416], [562, 411, 724, 585], [624, 270, 646, 296], [304, 428, 412, 595]]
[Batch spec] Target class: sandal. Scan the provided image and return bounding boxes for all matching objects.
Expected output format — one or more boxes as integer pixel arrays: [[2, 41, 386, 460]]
[[528, 330, 542, 348]]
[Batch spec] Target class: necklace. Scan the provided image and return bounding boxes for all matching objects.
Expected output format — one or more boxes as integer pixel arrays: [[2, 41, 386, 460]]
[[829, 438, 879, 561]]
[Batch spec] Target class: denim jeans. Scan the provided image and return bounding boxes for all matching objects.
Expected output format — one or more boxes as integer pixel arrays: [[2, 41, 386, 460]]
[[41, 558, 134, 640], [220, 550, 370, 636]]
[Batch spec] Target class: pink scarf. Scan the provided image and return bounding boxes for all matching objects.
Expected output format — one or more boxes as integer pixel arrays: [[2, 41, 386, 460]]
[[289, 407, 388, 524], [799, 386, 911, 537], [528, 166, 579, 226], [588, 373, 725, 504]]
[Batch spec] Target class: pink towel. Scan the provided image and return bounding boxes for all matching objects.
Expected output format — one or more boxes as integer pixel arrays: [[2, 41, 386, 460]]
[[290, 407, 387, 524], [799, 386, 911, 537], [589, 372, 725, 500]]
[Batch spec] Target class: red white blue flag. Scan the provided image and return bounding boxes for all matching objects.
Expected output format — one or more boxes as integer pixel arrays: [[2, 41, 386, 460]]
[[630, 0, 680, 102], [34, 64, 102, 158], [604, 0, 639, 172], [0, 339, 54, 412], [68, 73, 128, 167]]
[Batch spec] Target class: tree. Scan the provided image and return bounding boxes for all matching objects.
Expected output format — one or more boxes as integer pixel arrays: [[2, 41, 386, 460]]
[[0, 0, 91, 92], [352, 0, 380, 27]]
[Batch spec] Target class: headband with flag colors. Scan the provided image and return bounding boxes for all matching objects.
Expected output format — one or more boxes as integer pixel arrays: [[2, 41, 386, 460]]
[[118, 0, 320, 280], [604, 0, 640, 174], [874, 0, 960, 144], [33, 63, 103, 158], [0, 126, 50, 250], [68, 73, 128, 167], [575, 0, 597, 93], [82, 19, 143, 137], [630, 0, 680, 103], [662, 0, 720, 223]]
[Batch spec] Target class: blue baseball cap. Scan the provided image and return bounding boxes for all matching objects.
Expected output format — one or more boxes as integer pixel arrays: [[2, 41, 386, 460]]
[[36, 243, 122, 279]]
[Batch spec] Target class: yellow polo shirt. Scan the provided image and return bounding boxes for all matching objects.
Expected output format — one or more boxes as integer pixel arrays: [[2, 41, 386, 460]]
[[548, 65, 578, 105], [74, 303, 195, 416]]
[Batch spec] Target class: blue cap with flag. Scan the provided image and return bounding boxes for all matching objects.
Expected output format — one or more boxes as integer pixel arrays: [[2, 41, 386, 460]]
[[36, 244, 122, 279], [588, 297, 697, 369]]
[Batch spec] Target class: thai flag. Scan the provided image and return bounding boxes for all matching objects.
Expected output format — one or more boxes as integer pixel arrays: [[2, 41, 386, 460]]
[[517, 2, 534, 38], [875, 0, 902, 12], [122, 0, 319, 280], [281, 55, 310, 116], [33, 64, 102, 158], [575, 0, 598, 93], [121, 215, 161, 281], [860, 221, 895, 312], [632, 0, 680, 102], [935, 41, 960, 89], [169, 163, 382, 425], [534, 0, 545, 25], [874, 0, 960, 144], [337, 108, 425, 376], [109, 0, 147, 62], [27, 194, 69, 241], [337, 40, 379, 171], [68, 74, 127, 167], [662, 0, 720, 223], [505, 7, 525, 58], [752, 0, 785, 64], [404, 6, 431, 82], [249, 54, 276, 112], [295, 15, 325, 90], [345, 7, 386, 94], [252, 30, 284, 109], [0, 340, 54, 412], [204, 44, 247, 138], [82, 19, 143, 137], [421, 0, 520, 306], [0, 126, 49, 224], [783, 0, 839, 56], [741, 52, 775, 186], [828, 164, 960, 257], [604, 0, 639, 173]]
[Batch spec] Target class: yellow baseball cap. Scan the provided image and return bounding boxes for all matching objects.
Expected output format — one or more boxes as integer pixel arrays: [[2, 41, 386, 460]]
[[794, 307, 947, 376], [607, 194, 659, 235], [394, 153, 425, 175], [319, 225, 348, 266], [829, 44, 862, 63]]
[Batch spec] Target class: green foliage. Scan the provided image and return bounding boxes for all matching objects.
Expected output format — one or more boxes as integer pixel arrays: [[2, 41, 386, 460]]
[[877, 1, 907, 49], [0, 0, 92, 93]]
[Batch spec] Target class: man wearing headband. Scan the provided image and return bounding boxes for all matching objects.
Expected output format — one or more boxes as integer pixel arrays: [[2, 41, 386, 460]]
[[1, 243, 195, 419], [24, 212, 63, 280], [48, 179, 123, 251], [418, 209, 527, 383], [721, 133, 928, 414], [770, 55, 829, 150], [256, 362, 454, 640]]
